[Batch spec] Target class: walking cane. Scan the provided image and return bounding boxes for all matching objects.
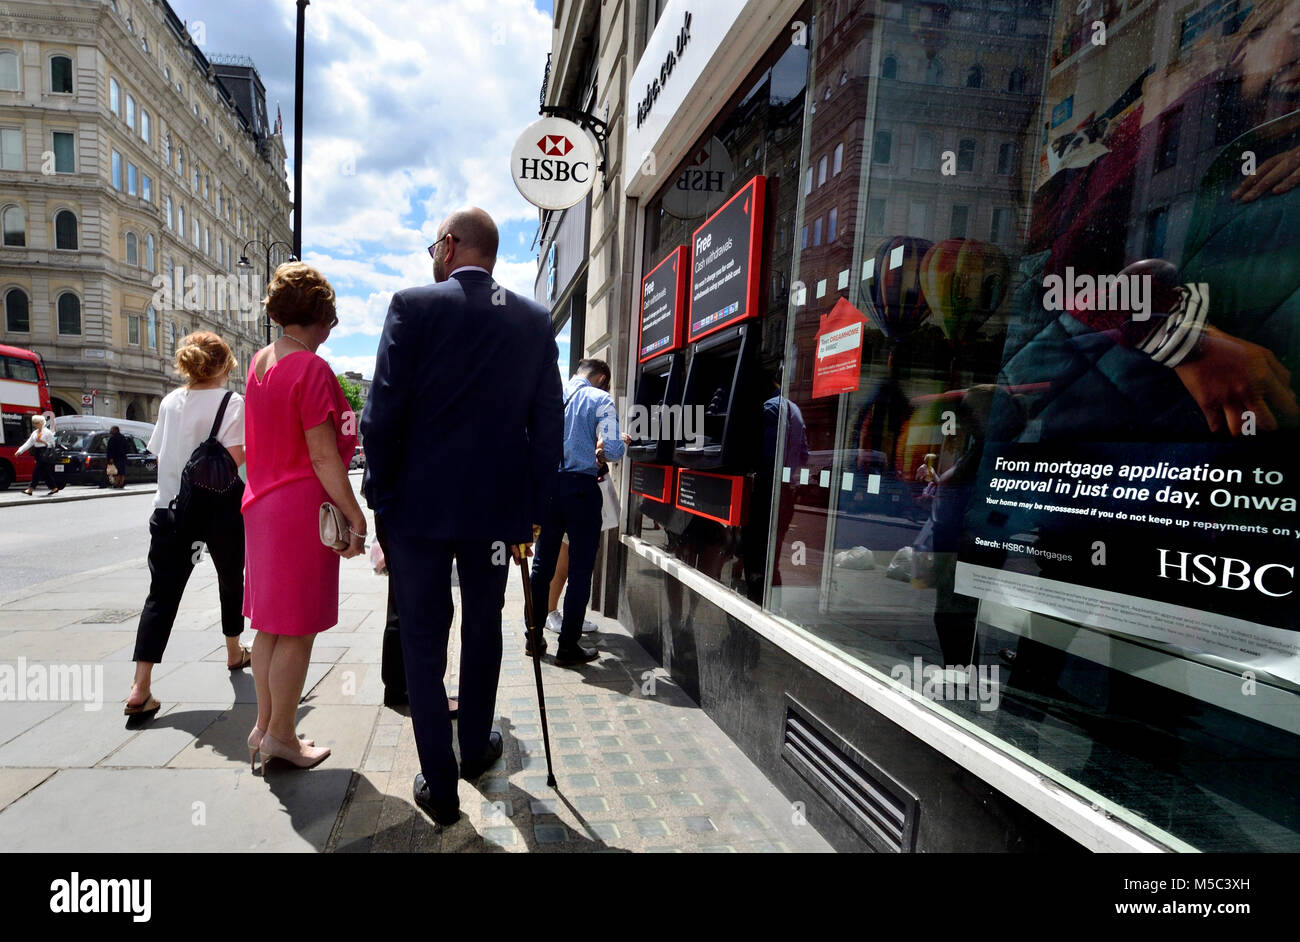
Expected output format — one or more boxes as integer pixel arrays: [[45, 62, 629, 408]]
[[515, 544, 557, 787]]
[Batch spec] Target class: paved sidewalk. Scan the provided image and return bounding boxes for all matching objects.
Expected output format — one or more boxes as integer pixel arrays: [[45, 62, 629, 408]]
[[0, 487, 831, 853], [0, 483, 157, 509]]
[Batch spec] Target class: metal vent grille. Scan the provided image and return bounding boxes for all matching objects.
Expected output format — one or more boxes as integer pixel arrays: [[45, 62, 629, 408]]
[[781, 697, 918, 852]]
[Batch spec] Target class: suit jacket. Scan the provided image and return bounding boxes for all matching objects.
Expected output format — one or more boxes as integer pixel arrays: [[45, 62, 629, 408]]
[[361, 270, 564, 544]]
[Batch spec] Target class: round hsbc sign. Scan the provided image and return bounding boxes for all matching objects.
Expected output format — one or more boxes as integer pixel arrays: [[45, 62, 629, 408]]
[[511, 116, 597, 210]]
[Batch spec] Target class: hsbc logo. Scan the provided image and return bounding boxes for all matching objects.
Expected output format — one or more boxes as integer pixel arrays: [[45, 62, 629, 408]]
[[538, 135, 573, 157], [512, 116, 598, 210]]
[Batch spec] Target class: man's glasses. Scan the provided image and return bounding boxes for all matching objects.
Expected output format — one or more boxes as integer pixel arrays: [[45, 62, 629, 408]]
[[427, 232, 458, 259]]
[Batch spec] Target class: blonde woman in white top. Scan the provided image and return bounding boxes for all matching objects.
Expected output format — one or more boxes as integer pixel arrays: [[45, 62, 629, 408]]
[[15, 414, 60, 496]]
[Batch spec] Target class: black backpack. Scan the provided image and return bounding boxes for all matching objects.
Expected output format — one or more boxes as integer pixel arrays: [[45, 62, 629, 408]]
[[169, 390, 243, 528]]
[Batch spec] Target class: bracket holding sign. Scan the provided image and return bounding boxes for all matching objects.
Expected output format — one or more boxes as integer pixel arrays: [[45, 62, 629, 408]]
[[539, 104, 609, 189]]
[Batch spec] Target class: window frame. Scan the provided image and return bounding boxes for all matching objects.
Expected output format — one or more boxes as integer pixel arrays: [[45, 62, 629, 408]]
[[50, 130, 75, 174], [4, 286, 30, 333], [1, 203, 24, 246], [54, 209, 78, 250], [55, 291, 81, 336], [49, 54, 74, 95]]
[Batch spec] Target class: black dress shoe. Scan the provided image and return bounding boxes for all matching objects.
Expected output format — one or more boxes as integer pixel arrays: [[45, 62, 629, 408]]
[[413, 773, 460, 826], [460, 730, 504, 781], [524, 634, 547, 658], [555, 642, 600, 667]]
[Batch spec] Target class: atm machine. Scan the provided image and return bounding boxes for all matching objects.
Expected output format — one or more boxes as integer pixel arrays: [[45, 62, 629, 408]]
[[629, 245, 689, 509], [671, 175, 768, 528]]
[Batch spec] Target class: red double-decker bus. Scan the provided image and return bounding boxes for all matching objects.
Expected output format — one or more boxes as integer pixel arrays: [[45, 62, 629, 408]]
[[0, 343, 54, 491]]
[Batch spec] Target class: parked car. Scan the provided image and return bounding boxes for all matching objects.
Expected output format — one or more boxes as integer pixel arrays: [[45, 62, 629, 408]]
[[51, 416, 157, 485], [349, 445, 365, 470]]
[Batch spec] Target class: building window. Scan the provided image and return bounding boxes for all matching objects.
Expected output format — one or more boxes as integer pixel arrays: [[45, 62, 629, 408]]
[[111, 151, 122, 190], [178, 205, 184, 236], [125, 232, 138, 266], [127, 162, 138, 196], [50, 55, 73, 94], [966, 65, 984, 88], [166, 196, 173, 229], [1156, 107, 1182, 173], [145, 233, 156, 272], [908, 200, 930, 233], [881, 55, 898, 80], [193, 217, 200, 247], [866, 197, 886, 233], [800, 225, 809, 249], [925, 57, 944, 85], [914, 132, 935, 169], [957, 138, 977, 172], [54, 210, 77, 249], [817, 154, 828, 186], [140, 109, 150, 143], [1008, 67, 1027, 94], [109, 78, 121, 115], [0, 50, 19, 91], [833, 142, 844, 175], [873, 129, 892, 165], [997, 141, 1016, 175], [0, 127, 20, 170], [4, 287, 29, 332], [804, 167, 813, 195], [2, 205, 24, 246], [128, 314, 140, 345], [990, 206, 1015, 243], [125, 94, 136, 130], [142, 173, 152, 203], [56, 292, 80, 334], [177, 146, 183, 177], [812, 216, 823, 246], [828, 206, 838, 242], [146, 306, 157, 349], [1145, 206, 1169, 258], [950, 203, 969, 238], [51, 132, 74, 173]]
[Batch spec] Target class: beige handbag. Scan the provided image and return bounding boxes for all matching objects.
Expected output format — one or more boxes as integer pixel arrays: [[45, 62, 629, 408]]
[[319, 502, 349, 551]]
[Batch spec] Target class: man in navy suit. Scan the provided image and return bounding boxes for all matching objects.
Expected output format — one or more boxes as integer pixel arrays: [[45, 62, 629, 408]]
[[361, 207, 563, 826]]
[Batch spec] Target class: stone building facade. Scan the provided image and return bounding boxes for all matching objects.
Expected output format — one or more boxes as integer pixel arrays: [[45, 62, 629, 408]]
[[0, 0, 291, 421]]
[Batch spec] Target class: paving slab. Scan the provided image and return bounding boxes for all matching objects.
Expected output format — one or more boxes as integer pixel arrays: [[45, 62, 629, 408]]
[[0, 767, 55, 810]]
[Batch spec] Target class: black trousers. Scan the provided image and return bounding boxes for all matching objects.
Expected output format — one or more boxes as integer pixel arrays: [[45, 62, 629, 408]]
[[373, 515, 406, 697], [529, 472, 602, 649], [27, 450, 57, 490], [133, 507, 245, 663], [383, 523, 507, 807]]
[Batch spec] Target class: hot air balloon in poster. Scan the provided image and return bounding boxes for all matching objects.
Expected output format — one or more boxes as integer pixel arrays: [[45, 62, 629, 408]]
[[919, 238, 1010, 341], [864, 236, 934, 340]]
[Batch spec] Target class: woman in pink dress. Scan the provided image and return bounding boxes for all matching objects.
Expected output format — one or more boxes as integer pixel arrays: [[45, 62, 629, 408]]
[[242, 262, 364, 771]]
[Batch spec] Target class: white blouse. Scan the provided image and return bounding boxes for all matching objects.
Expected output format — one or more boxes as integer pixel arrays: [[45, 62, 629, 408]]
[[15, 426, 53, 455]]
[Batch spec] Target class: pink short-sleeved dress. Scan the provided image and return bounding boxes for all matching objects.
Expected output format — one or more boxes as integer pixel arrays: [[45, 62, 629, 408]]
[[242, 350, 356, 635]]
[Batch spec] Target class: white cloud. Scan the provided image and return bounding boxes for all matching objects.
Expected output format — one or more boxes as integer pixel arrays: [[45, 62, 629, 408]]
[[170, 0, 553, 380]]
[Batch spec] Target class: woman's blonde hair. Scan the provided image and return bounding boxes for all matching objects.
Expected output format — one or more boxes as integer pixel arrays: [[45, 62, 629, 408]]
[[32, 414, 45, 427], [175, 331, 237, 385], [265, 261, 337, 329]]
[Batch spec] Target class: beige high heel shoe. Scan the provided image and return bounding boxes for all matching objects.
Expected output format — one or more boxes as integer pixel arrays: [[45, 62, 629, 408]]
[[259, 731, 330, 771]]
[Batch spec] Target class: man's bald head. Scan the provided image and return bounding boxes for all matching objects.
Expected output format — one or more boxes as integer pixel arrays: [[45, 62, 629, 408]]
[[432, 207, 499, 280]]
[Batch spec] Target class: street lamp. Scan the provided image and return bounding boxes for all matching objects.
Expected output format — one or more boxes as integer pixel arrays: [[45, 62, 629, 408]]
[[238, 240, 296, 345]]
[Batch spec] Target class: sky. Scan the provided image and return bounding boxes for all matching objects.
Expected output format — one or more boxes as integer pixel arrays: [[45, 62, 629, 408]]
[[167, 0, 555, 378]]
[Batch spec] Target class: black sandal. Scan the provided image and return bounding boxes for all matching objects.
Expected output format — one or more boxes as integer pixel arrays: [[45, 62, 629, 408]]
[[227, 646, 252, 671], [123, 695, 161, 718]]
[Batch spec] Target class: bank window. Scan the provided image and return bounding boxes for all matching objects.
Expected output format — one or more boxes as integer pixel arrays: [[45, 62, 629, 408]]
[[990, 206, 1014, 243], [5, 288, 29, 332], [140, 109, 150, 143], [957, 138, 977, 171], [51, 132, 74, 173], [54, 209, 77, 249], [0, 50, 18, 91], [128, 314, 140, 345], [111, 150, 122, 189], [125, 94, 136, 130], [145, 233, 155, 271], [2, 205, 23, 246], [165, 196, 173, 229], [914, 132, 935, 170], [873, 129, 892, 165], [950, 203, 969, 238], [127, 162, 138, 196], [146, 306, 157, 349], [0, 127, 20, 170], [56, 292, 80, 334], [142, 173, 151, 203], [125, 231, 137, 266], [50, 55, 72, 94], [1156, 107, 1182, 172], [866, 197, 886, 233]]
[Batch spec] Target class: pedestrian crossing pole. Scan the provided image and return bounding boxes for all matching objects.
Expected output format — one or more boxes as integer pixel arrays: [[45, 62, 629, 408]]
[[515, 544, 557, 787]]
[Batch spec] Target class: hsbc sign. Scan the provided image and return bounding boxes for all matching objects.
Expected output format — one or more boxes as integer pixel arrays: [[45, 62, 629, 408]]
[[511, 116, 597, 210]]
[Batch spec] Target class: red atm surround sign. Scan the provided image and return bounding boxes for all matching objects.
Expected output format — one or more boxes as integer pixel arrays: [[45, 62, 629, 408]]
[[639, 246, 689, 363], [675, 468, 747, 527], [630, 462, 674, 504], [687, 175, 766, 344]]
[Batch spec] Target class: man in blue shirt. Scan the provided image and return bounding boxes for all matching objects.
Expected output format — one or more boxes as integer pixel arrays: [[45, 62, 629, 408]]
[[529, 358, 624, 666]]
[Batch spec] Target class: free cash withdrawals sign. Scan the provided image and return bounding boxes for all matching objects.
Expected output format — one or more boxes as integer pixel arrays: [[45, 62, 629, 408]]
[[956, 440, 1300, 684], [688, 175, 765, 343], [811, 298, 869, 399], [639, 246, 689, 362]]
